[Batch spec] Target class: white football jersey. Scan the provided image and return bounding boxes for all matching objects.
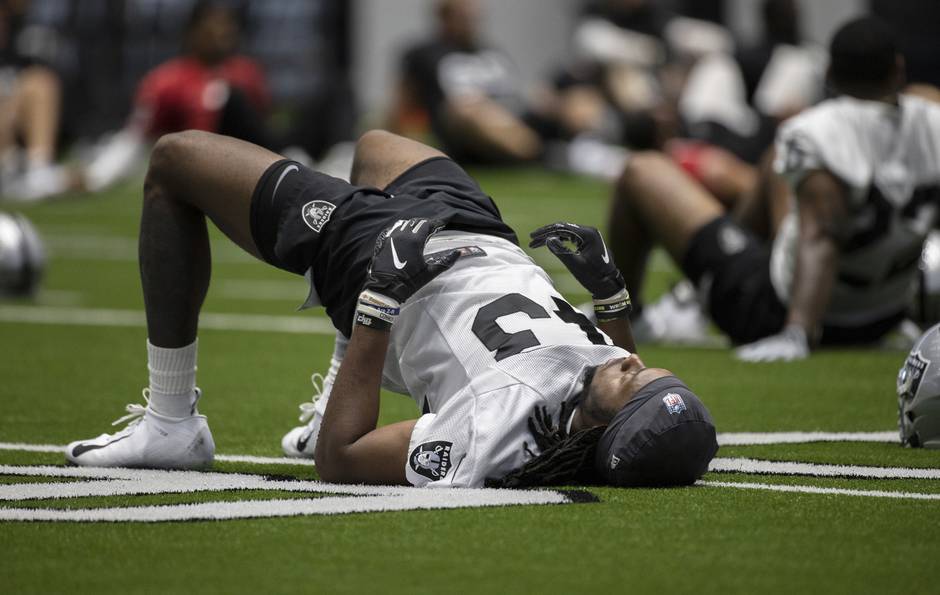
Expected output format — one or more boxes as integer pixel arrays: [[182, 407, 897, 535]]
[[379, 231, 629, 488], [771, 94, 940, 327]]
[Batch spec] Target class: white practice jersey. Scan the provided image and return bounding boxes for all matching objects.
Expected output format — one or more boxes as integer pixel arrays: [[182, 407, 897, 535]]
[[771, 95, 940, 327], [379, 231, 629, 488]]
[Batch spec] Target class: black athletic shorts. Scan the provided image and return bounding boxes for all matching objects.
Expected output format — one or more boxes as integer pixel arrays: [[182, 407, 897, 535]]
[[681, 215, 905, 345], [249, 156, 518, 337], [680, 216, 787, 345]]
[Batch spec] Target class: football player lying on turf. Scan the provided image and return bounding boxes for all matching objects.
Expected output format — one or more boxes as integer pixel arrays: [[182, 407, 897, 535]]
[[607, 16, 940, 362], [65, 129, 717, 487]]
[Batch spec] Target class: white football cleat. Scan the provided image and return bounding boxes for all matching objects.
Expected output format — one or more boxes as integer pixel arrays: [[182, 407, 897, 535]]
[[631, 280, 722, 346], [65, 388, 214, 469], [281, 373, 331, 459]]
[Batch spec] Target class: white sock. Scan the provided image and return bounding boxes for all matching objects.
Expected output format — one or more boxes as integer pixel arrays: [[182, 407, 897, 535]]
[[147, 339, 198, 417]]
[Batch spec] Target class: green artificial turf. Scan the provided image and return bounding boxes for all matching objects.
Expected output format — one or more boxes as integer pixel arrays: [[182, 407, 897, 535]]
[[1, 168, 937, 594]]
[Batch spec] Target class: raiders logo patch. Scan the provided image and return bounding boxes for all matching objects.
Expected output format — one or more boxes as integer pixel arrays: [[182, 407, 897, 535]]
[[301, 200, 336, 232], [409, 441, 452, 481], [898, 352, 929, 400]]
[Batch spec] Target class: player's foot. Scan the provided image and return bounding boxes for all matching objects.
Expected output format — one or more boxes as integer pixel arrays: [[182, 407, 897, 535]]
[[281, 373, 331, 459], [65, 388, 214, 469], [3, 163, 70, 202], [631, 281, 721, 346]]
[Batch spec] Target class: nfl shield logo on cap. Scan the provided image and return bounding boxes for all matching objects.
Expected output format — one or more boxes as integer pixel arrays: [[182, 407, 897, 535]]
[[662, 393, 687, 415]]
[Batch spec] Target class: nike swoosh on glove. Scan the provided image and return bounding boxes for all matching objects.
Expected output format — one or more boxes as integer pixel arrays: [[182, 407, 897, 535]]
[[529, 222, 624, 299], [363, 218, 462, 304]]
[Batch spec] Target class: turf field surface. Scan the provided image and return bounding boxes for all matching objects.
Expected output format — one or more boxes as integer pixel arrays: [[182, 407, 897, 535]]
[[1, 170, 938, 594]]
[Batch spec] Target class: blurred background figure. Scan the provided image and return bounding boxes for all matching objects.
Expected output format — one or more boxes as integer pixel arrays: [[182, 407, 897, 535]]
[[83, 1, 272, 194], [390, 0, 543, 164], [0, 0, 921, 199], [0, 0, 69, 202]]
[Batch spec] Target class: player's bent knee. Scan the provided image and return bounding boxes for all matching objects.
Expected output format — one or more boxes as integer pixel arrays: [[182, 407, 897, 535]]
[[145, 132, 198, 204], [147, 131, 211, 189], [354, 129, 396, 162], [618, 151, 674, 193]]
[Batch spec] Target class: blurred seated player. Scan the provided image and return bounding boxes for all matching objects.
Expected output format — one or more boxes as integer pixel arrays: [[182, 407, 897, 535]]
[[607, 17, 940, 362], [391, 0, 544, 164], [676, 0, 824, 166], [82, 1, 271, 193], [64, 128, 718, 488], [0, 0, 70, 202]]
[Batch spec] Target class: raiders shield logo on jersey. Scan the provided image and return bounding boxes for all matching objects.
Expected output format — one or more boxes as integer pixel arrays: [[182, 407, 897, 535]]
[[301, 200, 336, 232], [409, 441, 453, 481]]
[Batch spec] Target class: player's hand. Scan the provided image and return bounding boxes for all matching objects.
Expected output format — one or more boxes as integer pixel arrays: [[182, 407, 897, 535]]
[[528, 222, 624, 300], [364, 218, 461, 305], [735, 325, 810, 363]]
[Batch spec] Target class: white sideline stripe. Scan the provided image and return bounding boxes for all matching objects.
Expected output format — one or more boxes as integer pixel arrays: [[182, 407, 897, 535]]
[[0, 306, 335, 335], [700, 480, 940, 501], [4, 442, 939, 481], [0, 442, 316, 466], [215, 454, 315, 466], [709, 457, 940, 479], [718, 431, 898, 446], [0, 465, 572, 522], [0, 492, 572, 522], [0, 442, 63, 453]]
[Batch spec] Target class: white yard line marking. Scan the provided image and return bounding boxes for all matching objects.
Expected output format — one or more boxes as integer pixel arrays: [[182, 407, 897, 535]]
[[0, 442, 63, 453], [2, 442, 940, 514], [700, 480, 940, 501], [215, 454, 315, 466], [718, 431, 898, 446], [0, 306, 335, 335], [0, 443, 316, 465], [0, 465, 575, 522], [709, 457, 940, 479]]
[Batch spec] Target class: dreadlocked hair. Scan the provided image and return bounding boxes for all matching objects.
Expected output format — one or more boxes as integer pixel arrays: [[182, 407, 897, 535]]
[[485, 426, 606, 488]]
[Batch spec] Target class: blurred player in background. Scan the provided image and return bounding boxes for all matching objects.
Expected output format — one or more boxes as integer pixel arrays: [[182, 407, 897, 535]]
[[81, 1, 272, 194], [391, 0, 543, 164], [0, 0, 70, 202], [607, 16, 940, 362], [64, 128, 717, 488]]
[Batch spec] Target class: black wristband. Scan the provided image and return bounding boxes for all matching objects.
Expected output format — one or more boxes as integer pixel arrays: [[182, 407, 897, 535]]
[[355, 311, 393, 332], [593, 289, 633, 321]]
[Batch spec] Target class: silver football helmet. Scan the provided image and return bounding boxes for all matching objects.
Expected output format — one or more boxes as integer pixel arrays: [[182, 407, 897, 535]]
[[911, 230, 940, 325], [897, 322, 940, 448], [0, 211, 45, 297]]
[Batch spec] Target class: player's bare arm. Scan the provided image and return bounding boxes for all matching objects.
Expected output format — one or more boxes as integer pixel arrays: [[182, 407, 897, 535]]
[[736, 169, 848, 362], [315, 217, 462, 484], [314, 324, 416, 484], [787, 170, 849, 339], [529, 222, 636, 352]]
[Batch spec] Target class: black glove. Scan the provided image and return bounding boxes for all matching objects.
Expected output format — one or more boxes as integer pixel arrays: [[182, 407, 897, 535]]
[[529, 222, 631, 321], [357, 218, 461, 330], [529, 222, 624, 299]]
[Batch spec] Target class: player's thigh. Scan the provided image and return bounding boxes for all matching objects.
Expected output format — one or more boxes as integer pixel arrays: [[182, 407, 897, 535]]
[[149, 130, 282, 258], [350, 129, 446, 190], [618, 151, 724, 259]]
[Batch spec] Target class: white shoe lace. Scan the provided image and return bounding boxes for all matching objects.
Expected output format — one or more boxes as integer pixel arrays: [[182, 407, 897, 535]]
[[298, 373, 325, 423], [110, 388, 151, 428]]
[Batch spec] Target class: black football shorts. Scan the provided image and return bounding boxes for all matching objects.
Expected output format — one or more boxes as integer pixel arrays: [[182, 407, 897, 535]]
[[680, 215, 787, 344], [249, 156, 517, 335]]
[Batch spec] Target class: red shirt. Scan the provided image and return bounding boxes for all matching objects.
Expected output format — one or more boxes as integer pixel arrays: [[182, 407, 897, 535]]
[[134, 55, 270, 137]]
